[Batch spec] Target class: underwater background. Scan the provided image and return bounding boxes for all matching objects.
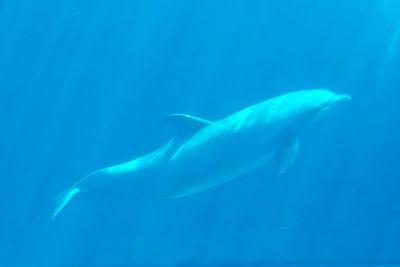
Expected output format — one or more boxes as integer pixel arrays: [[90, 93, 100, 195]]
[[1, 0, 400, 266]]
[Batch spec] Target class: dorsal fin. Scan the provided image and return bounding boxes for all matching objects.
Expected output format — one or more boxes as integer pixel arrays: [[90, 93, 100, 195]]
[[165, 114, 212, 138]]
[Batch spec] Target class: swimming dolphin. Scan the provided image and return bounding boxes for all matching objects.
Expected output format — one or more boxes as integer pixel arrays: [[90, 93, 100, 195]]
[[51, 89, 350, 219]]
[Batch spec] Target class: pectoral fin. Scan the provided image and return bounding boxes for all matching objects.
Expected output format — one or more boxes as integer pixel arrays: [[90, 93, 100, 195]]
[[274, 137, 299, 178]]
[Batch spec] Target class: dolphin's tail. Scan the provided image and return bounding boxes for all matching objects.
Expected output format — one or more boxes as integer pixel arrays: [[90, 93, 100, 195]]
[[51, 187, 80, 220]]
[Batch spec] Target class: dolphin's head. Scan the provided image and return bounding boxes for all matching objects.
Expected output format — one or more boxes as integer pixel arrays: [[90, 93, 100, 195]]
[[293, 89, 351, 125], [270, 89, 351, 132], [303, 89, 351, 112]]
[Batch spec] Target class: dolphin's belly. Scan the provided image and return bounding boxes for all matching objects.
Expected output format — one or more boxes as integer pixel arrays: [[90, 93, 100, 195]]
[[160, 127, 285, 198], [168, 152, 274, 198]]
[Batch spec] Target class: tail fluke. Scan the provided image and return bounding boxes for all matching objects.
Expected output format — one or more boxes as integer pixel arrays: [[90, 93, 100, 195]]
[[51, 187, 80, 220]]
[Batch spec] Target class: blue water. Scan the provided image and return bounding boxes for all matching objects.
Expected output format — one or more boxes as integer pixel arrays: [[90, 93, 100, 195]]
[[1, 0, 400, 266]]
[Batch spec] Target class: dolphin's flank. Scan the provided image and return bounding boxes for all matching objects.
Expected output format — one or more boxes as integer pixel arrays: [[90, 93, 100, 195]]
[[51, 89, 351, 219]]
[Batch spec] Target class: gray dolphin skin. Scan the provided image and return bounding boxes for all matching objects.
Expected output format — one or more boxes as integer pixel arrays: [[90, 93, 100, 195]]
[[51, 89, 351, 219]]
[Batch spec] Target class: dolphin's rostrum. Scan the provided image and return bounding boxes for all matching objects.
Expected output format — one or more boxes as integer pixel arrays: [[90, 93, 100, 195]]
[[51, 89, 351, 219]]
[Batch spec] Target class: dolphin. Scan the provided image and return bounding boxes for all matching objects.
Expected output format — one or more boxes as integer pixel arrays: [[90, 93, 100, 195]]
[[51, 89, 351, 219]]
